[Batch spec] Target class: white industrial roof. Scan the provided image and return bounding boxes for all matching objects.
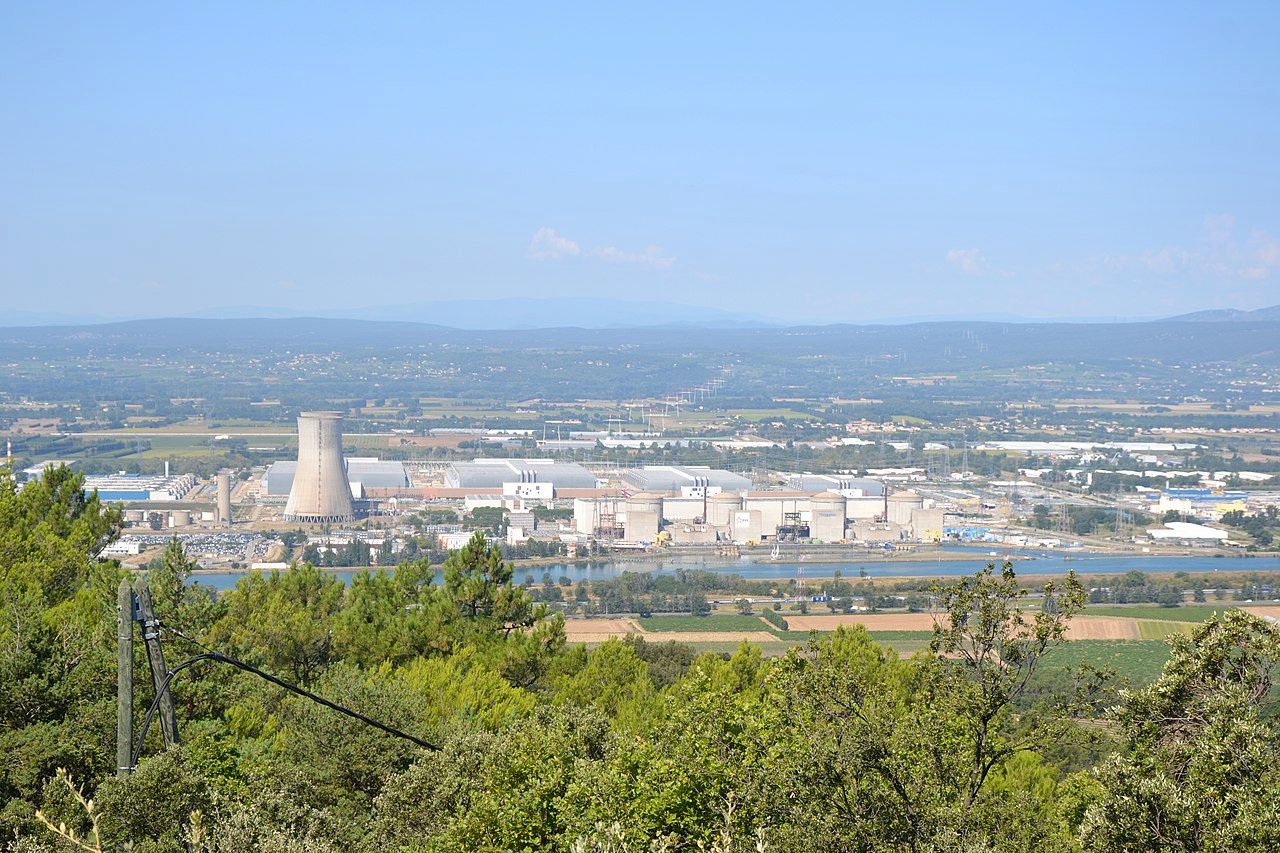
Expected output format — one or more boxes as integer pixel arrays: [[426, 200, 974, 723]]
[[622, 465, 751, 493], [445, 459, 599, 489], [1148, 522, 1229, 541]]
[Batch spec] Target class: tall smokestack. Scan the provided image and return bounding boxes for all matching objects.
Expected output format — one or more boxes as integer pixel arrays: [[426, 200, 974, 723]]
[[284, 412, 355, 523], [216, 472, 233, 524]]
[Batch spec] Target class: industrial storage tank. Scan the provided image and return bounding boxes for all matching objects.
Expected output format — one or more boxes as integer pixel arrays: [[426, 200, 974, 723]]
[[168, 509, 192, 527], [706, 491, 742, 527], [123, 509, 146, 524], [887, 491, 924, 526], [285, 412, 356, 523], [216, 472, 233, 524], [809, 491, 848, 542]]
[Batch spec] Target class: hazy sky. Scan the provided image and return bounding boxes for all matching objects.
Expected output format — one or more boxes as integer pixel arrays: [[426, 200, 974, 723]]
[[3, 2, 1279, 322]]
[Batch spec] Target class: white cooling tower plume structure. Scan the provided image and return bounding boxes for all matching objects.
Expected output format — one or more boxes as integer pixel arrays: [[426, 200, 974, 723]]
[[216, 472, 233, 524], [284, 412, 355, 523]]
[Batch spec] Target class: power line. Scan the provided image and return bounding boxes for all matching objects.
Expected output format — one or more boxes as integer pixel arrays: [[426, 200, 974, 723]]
[[130, 624, 439, 769]]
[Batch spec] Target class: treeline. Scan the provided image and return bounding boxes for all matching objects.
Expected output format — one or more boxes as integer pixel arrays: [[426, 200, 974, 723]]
[[1223, 507, 1280, 547], [2, 467, 1280, 851]]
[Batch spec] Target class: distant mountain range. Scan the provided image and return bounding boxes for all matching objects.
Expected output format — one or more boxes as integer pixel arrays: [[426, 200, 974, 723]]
[[1165, 304, 1280, 322], [3, 312, 1278, 370], [168, 298, 777, 330], [3, 299, 1279, 330]]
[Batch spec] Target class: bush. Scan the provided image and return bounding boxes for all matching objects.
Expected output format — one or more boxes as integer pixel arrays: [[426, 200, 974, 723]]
[[760, 608, 788, 631]]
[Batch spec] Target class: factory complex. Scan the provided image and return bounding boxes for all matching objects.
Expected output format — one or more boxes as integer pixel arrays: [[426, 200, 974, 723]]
[[17, 411, 1274, 564]]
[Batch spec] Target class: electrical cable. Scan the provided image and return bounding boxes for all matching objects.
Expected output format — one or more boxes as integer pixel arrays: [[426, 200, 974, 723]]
[[130, 624, 439, 769]]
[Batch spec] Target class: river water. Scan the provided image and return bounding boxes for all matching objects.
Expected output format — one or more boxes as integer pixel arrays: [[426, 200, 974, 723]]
[[189, 546, 1280, 592]]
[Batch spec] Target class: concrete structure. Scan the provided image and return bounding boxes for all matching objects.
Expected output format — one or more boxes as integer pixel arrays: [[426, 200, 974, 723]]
[[623, 465, 752, 494], [887, 491, 925, 526], [909, 507, 946, 542], [264, 458, 409, 496], [846, 495, 885, 520], [706, 491, 743, 527], [622, 495, 663, 543], [851, 521, 899, 543], [730, 509, 765, 543], [809, 492, 848, 542], [168, 510, 192, 528], [742, 492, 809, 533], [216, 473, 232, 524], [284, 412, 356, 523]]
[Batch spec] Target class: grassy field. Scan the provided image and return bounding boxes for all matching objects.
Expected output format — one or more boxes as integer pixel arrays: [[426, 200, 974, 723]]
[[1083, 605, 1236, 622], [638, 615, 773, 633], [1041, 640, 1171, 684]]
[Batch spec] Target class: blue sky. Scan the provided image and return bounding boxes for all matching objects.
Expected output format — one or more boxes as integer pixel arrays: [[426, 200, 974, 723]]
[[3, 2, 1278, 322]]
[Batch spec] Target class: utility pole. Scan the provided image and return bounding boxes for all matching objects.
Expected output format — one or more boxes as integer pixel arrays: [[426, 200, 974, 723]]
[[117, 577, 181, 777], [116, 578, 134, 778], [134, 579, 179, 749]]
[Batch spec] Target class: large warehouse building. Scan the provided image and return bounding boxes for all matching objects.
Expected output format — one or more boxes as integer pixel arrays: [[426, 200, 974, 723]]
[[264, 457, 410, 497], [444, 458, 599, 498], [622, 465, 752, 494], [785, 474, 885, 497]]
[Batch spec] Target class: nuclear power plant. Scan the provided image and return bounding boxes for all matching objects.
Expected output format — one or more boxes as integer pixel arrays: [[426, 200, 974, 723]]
[[284, 411, 355, 523]]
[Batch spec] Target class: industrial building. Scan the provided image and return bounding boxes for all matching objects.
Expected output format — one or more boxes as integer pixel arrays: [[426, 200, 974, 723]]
[[622, 465, 752, 494], [284, 411, 356, 523], [786, 474, 884, 497], [80, 472, 197, 502], [570, 481, 953, 546], [264, 458, 410, 496], [444, 459, 599, 498], [1147, 521, 1230, 543]]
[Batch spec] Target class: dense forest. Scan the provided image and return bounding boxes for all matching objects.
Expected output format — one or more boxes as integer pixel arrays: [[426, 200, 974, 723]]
[[3, 468, 1279, 851]]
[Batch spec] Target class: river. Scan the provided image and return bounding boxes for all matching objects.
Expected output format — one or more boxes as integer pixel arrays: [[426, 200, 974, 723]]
[[188, 546, 1280, 592]]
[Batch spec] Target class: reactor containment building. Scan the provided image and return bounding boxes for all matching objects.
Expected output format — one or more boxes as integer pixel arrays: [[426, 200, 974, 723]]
[[284, 411, 356, 523]]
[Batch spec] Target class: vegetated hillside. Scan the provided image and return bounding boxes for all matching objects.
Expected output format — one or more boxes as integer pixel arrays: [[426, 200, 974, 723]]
[[3, 468, 1279, 851]]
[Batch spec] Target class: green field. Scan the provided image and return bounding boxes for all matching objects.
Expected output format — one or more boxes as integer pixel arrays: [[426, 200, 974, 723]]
[[1083, 605, 1237, 622], [868, 631, 934, 654], [638, 615, 774, 633], [1041, 640, 1171, 684], [1136, 620, 1197, 640]]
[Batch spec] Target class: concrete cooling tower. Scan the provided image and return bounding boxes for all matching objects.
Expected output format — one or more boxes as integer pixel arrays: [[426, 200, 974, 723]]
[[284, 412, 355, 523]]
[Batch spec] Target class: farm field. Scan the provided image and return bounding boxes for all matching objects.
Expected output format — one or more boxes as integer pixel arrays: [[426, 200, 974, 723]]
[[1040, 640, 1172, 684], [1136, 620, 1197, 640], [787, 613, 938, 631], [637, 615, 774, 633], [560, 603, 1277, 680], [1082, 604, 1241, 622]]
